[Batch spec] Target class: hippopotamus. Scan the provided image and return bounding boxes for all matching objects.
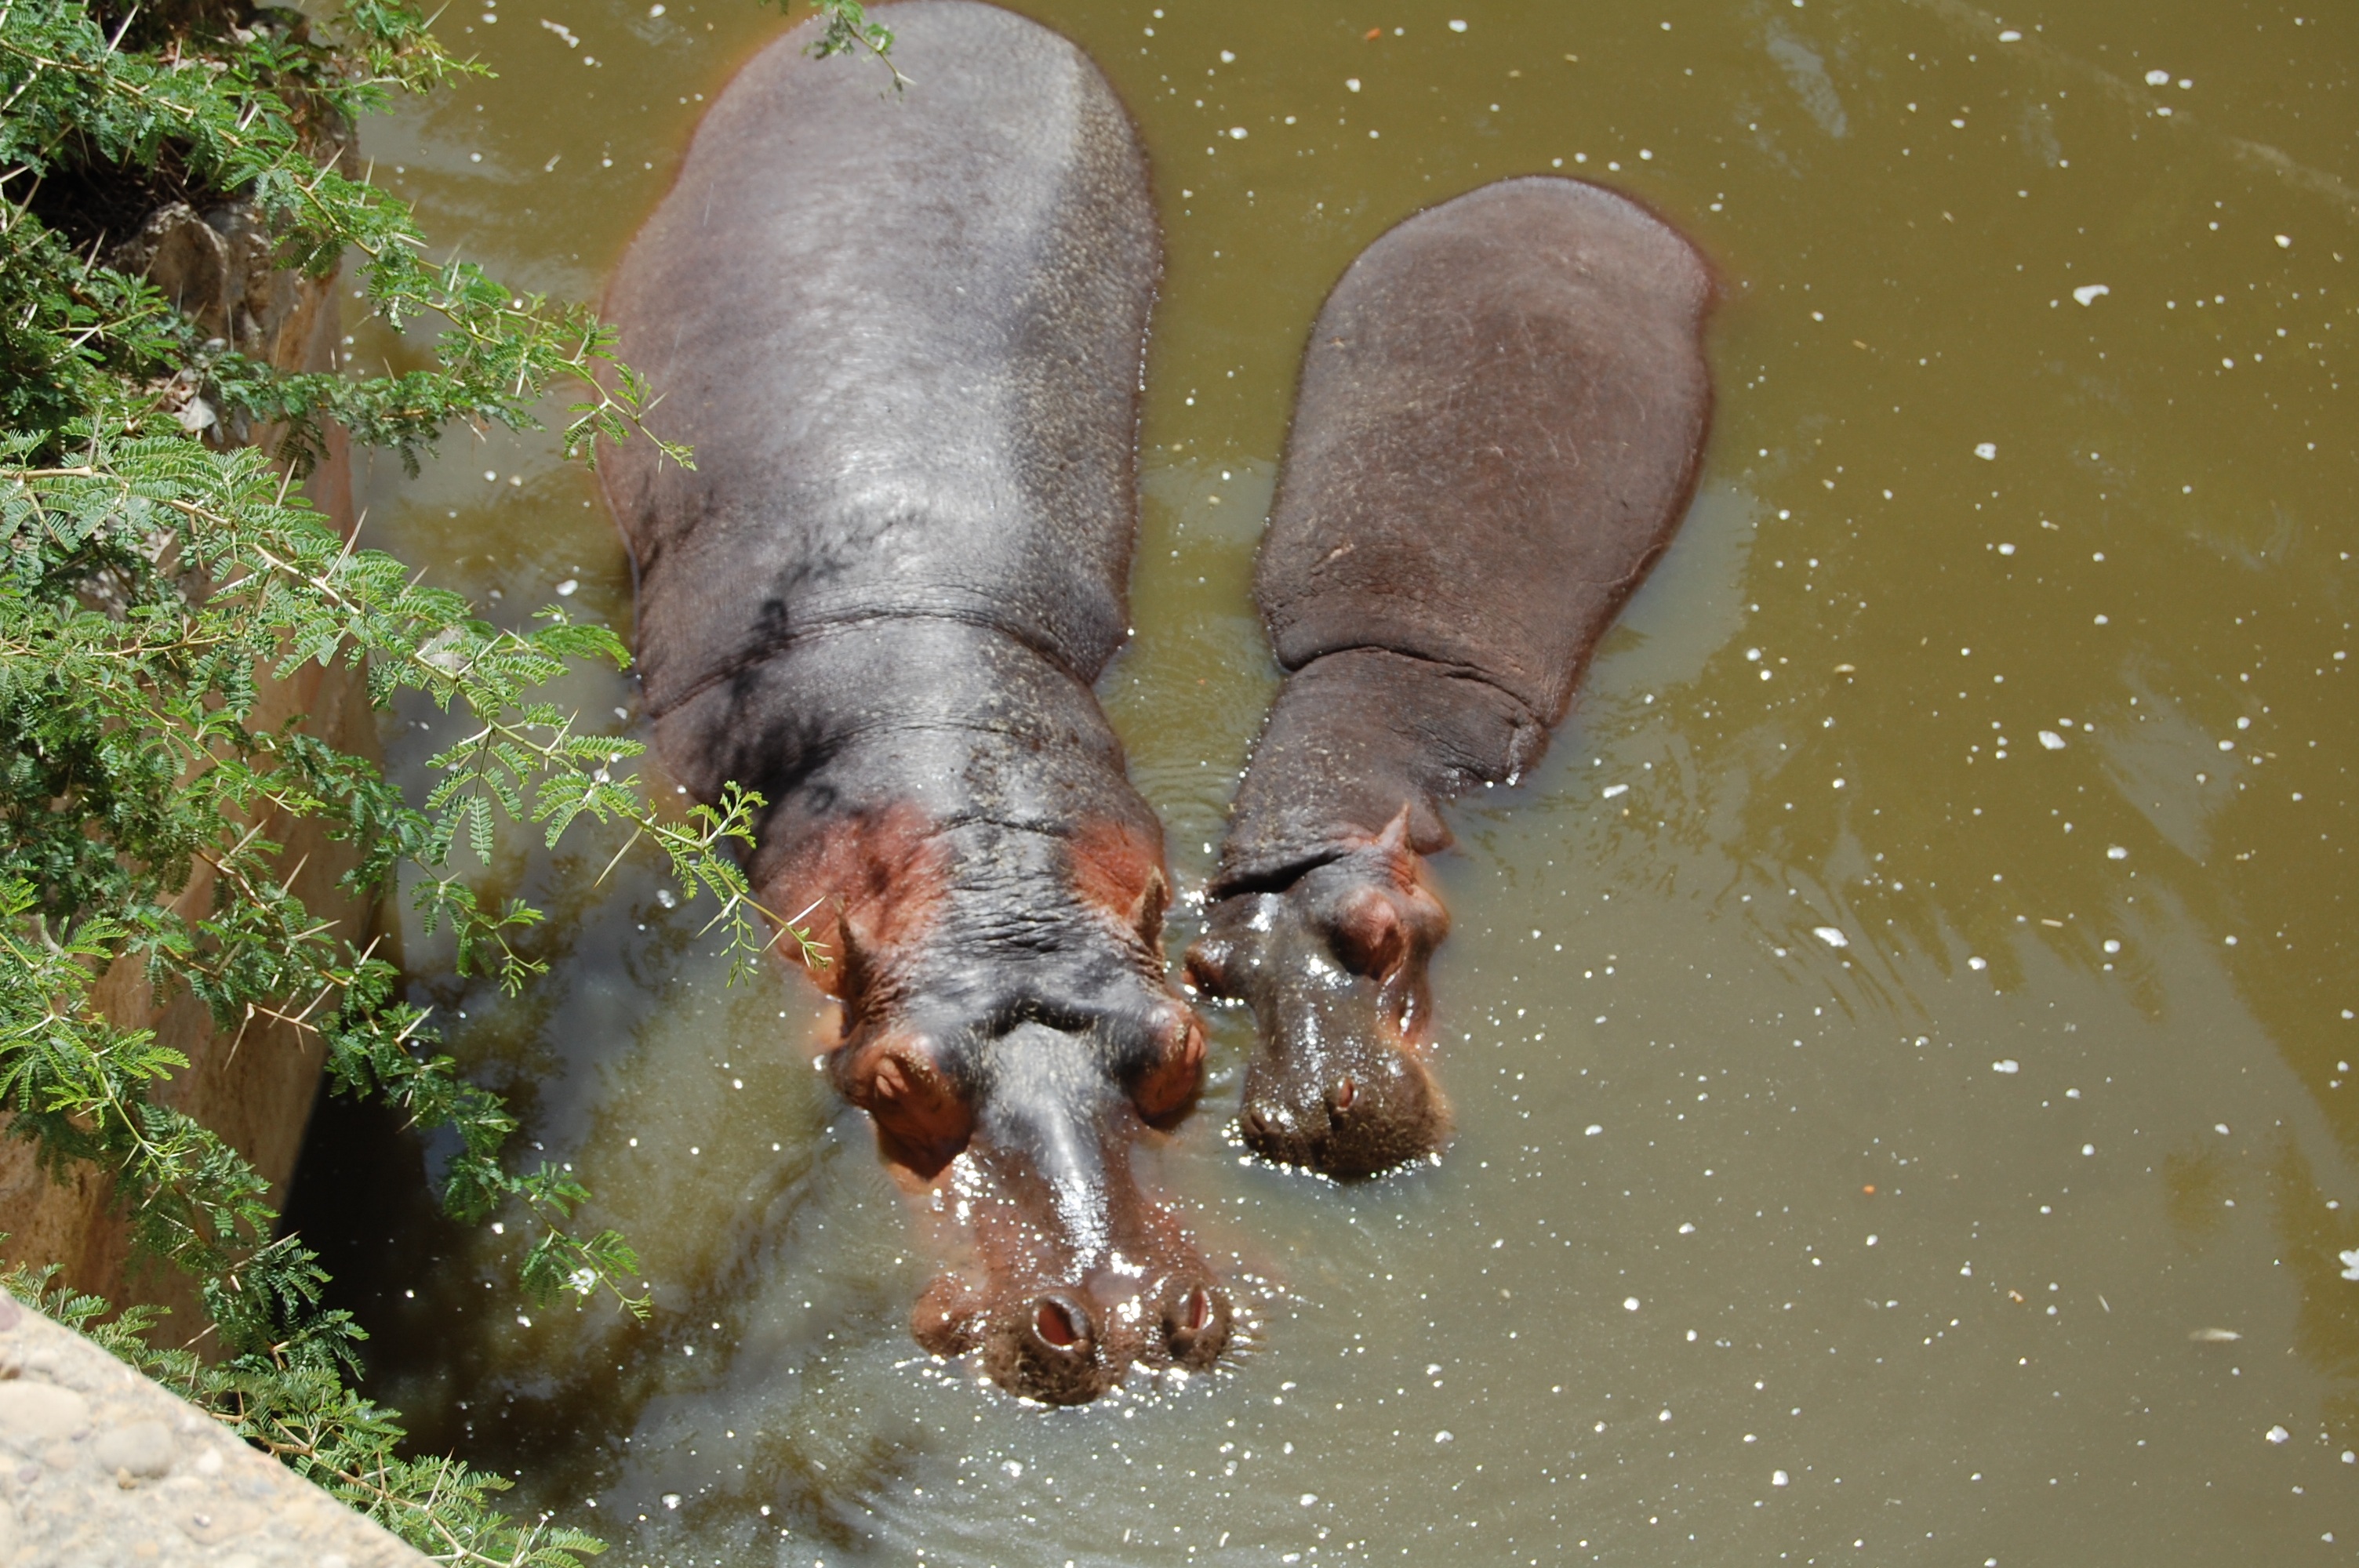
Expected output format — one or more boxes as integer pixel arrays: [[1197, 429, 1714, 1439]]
[[1187, 178, 1715, 1177], [598, 1, 1227, 1403]]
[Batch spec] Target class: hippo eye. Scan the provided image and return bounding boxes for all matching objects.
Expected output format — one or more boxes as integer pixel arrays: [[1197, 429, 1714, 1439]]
[[1034, 1298, 1080, 1348]]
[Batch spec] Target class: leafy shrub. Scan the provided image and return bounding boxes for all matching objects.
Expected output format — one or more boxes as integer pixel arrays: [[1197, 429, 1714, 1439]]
[[0, 0, 883, 1558]]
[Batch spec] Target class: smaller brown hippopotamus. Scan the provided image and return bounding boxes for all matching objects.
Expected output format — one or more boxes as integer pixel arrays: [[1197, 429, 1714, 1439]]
[[1188, 178, 1715, 1178], [601, 2, 1224, 1402]]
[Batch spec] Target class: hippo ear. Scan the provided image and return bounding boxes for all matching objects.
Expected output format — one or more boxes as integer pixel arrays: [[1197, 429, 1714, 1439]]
[[1329, 883, 1408, 982], [1129, 867, 1171, 942], [1372, 804, 1413, 857]]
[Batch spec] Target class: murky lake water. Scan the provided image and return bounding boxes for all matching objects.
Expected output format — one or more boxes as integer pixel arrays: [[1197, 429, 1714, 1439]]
[[286, 0, 2359, 1561]]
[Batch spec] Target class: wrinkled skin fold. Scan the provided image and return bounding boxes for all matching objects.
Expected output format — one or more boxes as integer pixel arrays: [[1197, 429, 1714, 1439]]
[[1193, 178, 1717, 1178], [599, 1, 1227, 1402]]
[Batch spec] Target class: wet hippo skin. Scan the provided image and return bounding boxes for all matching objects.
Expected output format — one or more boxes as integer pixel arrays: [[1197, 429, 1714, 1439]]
[[599, 1, 1227, 1403], [1189, 177, 1715, 1178]]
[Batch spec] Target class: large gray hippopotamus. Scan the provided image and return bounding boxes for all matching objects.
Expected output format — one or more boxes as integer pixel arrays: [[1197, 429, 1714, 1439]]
[[599, 2, 1225, 1403], [1188, 179, 1715, 1177]]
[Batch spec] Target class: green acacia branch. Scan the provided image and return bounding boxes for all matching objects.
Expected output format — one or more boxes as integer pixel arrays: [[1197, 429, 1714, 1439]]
[[1, 1, 900, 1556]]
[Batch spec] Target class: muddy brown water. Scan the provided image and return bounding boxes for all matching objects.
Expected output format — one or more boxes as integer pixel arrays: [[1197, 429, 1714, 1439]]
[[285, 0, 2359, 1562]]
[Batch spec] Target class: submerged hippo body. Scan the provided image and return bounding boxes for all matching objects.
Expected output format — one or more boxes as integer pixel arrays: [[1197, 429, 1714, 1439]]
[[1189, 178, 1714, 1177], [601, 2, 1226, 1402]]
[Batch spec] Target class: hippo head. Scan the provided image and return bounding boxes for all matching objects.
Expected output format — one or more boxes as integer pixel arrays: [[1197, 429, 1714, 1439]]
[[831, 1006, 1230, 1403], [1187, 815, 1452, 1178]]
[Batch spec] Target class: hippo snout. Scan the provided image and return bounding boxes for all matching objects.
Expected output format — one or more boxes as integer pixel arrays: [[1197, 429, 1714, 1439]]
[[1240, 1049, 1446, 1178], [970, 1272, 1231, 1403]]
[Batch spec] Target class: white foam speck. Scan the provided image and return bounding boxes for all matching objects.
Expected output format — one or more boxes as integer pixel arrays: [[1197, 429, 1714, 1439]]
[[1974, 442, 1997, 460], [1813, 927, 1848, 949], [2073, 284, 2110, 305], [2039, 730, 2065, 750], [1993, 1058, 2020, 1074]]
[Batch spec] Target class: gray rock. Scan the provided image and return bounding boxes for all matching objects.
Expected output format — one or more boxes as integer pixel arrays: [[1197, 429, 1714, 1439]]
[[93, 1418, 174, 1481], [0, 1300, 429, 1564], [0, 1381, 90, 1446]]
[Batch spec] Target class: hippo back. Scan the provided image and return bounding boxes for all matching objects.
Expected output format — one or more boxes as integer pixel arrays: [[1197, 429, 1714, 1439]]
[[600, 0, 1159, 724], [1255, 177, 1713, 724]]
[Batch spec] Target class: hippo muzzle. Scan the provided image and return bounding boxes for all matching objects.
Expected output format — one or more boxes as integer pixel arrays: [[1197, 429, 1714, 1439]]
[[1189, 828, 1452, 1178], [845, 1017, 1230, 1403]]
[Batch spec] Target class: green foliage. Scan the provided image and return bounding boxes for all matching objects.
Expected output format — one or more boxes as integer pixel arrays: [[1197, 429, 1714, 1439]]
[[0, 0, 869, 1559], [786, 0, 910, 92]]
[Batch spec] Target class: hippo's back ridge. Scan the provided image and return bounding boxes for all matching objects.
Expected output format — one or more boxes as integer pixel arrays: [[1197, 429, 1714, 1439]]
[[602, 0, 1158, 726], [1258, 176, 1714, 726]]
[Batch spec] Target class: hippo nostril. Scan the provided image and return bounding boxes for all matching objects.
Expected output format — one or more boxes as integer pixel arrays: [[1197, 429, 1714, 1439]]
[[1034, 1298, 1081, 1349], [1332, 1076, 1356, 1112], [990, 1292, 1110, 1404], [1243, 1107, 1270, 1138], [1163, 1282, 1230, 1370]]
